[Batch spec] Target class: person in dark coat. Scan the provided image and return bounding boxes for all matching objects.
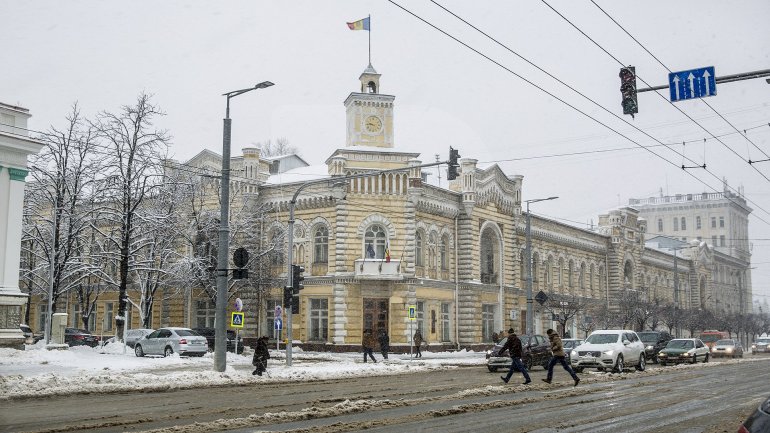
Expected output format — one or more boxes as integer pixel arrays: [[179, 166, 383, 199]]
[[378, 329, 390, 359], [413, 329, 423, 358], [543, 328, 580, 386], [362, 329, 377, 363], [252, 336, 271, 376], [491, 331, 500, 344], [500, 328, 531, 385]]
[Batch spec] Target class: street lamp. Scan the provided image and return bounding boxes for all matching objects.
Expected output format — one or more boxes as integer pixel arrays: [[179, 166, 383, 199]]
[[524, 196, 558, 336], [214, 81, 274, 372]]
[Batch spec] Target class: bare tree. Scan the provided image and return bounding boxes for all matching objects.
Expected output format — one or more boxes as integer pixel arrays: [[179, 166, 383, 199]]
[[542, 292, 592, 337], [21, 103, 105, 335], [252, 137, 297, 157], [93, 94, 170, 340]]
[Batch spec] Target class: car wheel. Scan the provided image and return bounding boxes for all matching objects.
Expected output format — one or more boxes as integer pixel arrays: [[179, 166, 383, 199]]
[[524, 356, 533, 371], [651, 354, 658, 364], [660, 362, 667, 367], [613, 355, 624, 373], [635, 354, 646, 371], [164, 346, 173, 357], [597, 367, 605, 372], [574, 367, 584, 373], [691, 354, 697, 364], [135, 345, 144, 357], [704, 353, 709, 363], [488, 366, 497, 373]]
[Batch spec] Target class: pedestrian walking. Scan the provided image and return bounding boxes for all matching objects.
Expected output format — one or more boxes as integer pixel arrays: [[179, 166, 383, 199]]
[[413, 329, 423, 358], [378, 329, 390, 359], [491, 331, 500, 344], [252, 336, 271, 376], [542, 328, 580, 386], [500, 328, 531, 385], [362, 329, 377, 363]]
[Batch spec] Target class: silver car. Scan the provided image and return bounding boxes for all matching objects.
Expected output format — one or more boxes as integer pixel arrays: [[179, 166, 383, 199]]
[[124, 329, 155, 348], [134, 327, 208, 357]]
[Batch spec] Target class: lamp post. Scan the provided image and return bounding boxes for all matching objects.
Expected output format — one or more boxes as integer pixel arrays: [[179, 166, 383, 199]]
[[214, 81, 273, 372], [525, 196, 558, 336]]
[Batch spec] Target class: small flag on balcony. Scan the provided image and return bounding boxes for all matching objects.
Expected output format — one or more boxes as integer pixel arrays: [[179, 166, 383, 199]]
[[385, 243, 391, 263]]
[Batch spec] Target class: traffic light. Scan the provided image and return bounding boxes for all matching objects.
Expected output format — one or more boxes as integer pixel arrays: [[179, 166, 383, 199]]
[[447, 147, 460, 180], [619, 66, 638, 118], [283, 286, 292, 308], [291, 264, 305, 314]]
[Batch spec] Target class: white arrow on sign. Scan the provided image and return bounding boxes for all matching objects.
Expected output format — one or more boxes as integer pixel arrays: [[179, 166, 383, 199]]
[[703, 69, 711, 95], [687, 72, 696, 98], [672, 75, 681, 100]]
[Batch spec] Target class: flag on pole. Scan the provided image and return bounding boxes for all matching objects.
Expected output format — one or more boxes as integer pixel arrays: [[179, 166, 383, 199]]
[[347, 17, 370, 31], [385, 242, 391, 263]]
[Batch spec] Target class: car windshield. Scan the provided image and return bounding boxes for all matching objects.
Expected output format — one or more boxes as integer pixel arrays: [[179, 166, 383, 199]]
[[175, 330, 199, 337], [716, 339, 734, 345], [699, 334, 722, 343], [638, 333, 659, 343], [757, 339, 770, 344], [666, 340, 694, 349], [563, 340, 581, 349], [585, 334, 619, 344]]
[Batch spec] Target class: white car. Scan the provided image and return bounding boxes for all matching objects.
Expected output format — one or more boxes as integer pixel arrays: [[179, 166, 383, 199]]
[[134, 327, 208, 357], [570, 330, 646, 373], [752, 337, 770, 354]]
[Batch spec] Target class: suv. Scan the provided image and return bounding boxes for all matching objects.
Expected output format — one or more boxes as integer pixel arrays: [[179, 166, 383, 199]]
[[569, 330, 646, 373], [486, 334, 552, 372], [192, 328, 244, 354], [638, 330, 672, 363], [64, 328, 99, 347]]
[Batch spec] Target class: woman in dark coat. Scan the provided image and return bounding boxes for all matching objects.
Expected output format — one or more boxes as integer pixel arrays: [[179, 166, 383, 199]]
[[378, 329, 390, 359], [252, 336, 271, 376], [413, 330, 424, 358]]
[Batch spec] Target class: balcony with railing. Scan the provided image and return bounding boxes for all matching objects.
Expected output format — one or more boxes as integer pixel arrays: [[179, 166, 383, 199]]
[[354, 258, 404, 280]]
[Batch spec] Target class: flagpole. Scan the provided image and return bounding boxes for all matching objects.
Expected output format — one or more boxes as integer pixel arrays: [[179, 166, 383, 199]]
[[368, 14, 371, 65]]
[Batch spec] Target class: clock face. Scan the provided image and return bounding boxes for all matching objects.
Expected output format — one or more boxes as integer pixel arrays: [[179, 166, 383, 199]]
[[364, 115, 382, 133]]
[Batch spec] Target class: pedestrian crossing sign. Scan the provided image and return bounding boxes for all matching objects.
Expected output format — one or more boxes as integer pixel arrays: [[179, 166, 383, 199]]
[[408, 305, 416, 321], [231, 312, 245, 328]]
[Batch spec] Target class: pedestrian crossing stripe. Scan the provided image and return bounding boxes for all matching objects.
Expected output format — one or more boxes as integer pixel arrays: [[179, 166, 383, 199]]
[[231, 312, 245, 328]]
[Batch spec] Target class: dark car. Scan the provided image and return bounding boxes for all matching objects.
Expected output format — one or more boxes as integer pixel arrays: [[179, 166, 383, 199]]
[[486, 334, 552, 372], [562, 338, 584, 363], [638, 330, 672, 363], [64, 328, 99, 347], [20, 324, 43, 344], [192, 328, 244, 354], [738, 395, 770, 433]]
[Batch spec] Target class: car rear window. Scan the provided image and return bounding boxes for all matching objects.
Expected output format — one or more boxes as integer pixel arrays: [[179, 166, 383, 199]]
[[176, 330, 199, 337], [716, 339, 733, 345], [667, 340, 694, 349]]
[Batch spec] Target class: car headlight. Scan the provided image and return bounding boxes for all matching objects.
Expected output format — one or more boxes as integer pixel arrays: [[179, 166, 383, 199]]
[[602, 350, 614, 356], [646, 345, 653, 350], [486, 350, 491, 356], [571, 350, 578, 357], [752, 344, 756, 349], [658, 352, 667, 357], [725, 348, 733, 353]]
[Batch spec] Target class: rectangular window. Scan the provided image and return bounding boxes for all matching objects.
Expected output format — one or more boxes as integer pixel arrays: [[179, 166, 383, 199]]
[[104, 303, 114, 332], [720, 235, 726, 246], [416, 301, 425, 335], [673, 218, 679, 231], [712, 235, 717, 246], [266, 299, 279, 338], [719, 216, 725, 228], [196, 299, 216, 328], [696, 216, 701, 229], [308, 298, 328, 341], [711, 217, 716, 228], [482, 304, 496, 342], [38, 303, 48, 333], [441, 302, 451, 342]]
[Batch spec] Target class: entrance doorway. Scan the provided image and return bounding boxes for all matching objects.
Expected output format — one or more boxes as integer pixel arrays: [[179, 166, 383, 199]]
[[363, 298, 389, 335]]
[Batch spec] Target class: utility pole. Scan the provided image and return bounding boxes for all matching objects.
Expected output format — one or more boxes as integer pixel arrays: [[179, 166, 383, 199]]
[[524, 196, 558, 336]]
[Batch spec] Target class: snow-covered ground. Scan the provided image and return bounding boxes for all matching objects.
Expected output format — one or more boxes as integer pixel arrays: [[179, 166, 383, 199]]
[[0, 342, 486, 400]]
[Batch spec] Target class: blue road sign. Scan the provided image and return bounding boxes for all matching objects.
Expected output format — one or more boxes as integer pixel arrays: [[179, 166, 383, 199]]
[[669, 66, 716, 102], [274, 318, 283, 330], [231, 312, 244, 328]]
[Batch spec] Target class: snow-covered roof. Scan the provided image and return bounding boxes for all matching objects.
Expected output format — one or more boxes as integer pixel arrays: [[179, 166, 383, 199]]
[[265, 164, 330, 185]]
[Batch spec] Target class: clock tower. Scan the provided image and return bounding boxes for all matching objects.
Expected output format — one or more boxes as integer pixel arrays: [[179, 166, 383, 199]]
[[344, 64, 395, 148]]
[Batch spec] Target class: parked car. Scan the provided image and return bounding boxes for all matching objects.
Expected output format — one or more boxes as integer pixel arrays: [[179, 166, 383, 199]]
[[134, 327, 208, 357], [711, 339, 744, 358], [19, 324, 43, 344], [569, 330, 646, 373], [562, 338, 584, 363], [658, 338, 709, 365], [637, 330, 672, 363], [486, 334, 552, 372], [64, 328, 99, 347], [191, 328, 244, 354], [738, 394, 770, 433], [751, 337, 770, 354], [124, 329, 155, 348]]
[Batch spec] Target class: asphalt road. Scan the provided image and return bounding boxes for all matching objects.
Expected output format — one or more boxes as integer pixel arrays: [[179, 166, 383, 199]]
[[2, 356, 767, 433]]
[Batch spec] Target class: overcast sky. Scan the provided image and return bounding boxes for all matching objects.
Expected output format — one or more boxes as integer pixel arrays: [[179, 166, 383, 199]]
[[2, 1, 769, 303]]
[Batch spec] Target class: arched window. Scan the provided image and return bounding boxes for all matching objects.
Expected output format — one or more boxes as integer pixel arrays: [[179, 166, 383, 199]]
[[543, 257, 551, 288], [313, 226, 328, 264], [428, 232, 438, 269], [480, 227, 499, 284], [568, 260, 575, 288], [532, 253, 540, 287], [365, 224, 387, 259], [624, 260, 634, 288], [681, 217, 686, 230], [440, 235, 448, 270], [558, 258, 564, 287], [579, 263, 586, 290], [673, 217, 679, 231], [415, 231, 423, 266]]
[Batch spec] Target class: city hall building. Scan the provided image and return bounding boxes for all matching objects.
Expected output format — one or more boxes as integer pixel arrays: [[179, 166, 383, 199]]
[[22, 66, 753, 350]]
